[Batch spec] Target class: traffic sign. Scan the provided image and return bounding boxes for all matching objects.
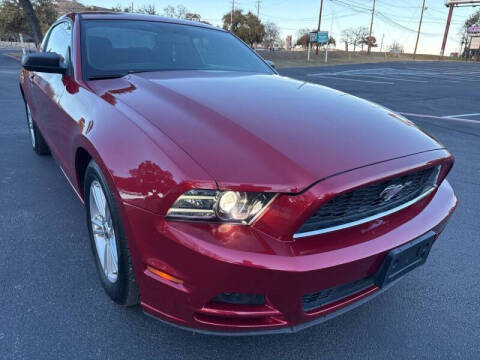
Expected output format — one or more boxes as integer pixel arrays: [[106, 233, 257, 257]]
[[317, 31, 328, 44]]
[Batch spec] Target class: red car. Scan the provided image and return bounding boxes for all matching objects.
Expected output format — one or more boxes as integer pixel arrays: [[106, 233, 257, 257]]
[[20, 13, 457, 335]]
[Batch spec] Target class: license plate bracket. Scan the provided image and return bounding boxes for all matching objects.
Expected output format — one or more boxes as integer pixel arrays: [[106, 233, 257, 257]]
[[375, 231, 436, 288]]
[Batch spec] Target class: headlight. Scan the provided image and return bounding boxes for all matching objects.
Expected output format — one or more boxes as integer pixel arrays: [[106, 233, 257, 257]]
[[166, 189, 276, 224]]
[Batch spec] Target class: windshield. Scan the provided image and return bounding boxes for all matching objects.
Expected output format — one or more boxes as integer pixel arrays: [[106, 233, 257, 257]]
[[81, 19, 273, 79]]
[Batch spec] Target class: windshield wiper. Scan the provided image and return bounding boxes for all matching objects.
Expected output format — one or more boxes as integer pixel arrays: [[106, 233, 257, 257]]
[[88, 73, 127, 80]]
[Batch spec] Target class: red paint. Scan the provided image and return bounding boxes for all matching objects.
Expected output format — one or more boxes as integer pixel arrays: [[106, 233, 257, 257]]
[[20, 13, 457, 333]]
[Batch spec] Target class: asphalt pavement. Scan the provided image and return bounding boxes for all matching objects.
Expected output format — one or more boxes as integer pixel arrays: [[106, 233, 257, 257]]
[[1, 51, 479, 359]]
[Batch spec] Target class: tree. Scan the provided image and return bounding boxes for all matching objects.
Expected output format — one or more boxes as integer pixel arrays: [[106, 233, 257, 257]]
[[295, 28, 314, 48], [389, 41, 404, 54], [137, 4, 157, 15], [360, 35, 377, 51], [111, 4, 132, 12], [163, 4, 188, 19], [222, 10, 265, 46], [18, 0, 42, 45], [328, 36, 336, 46], [35, 0, 56, 34], [341, 28, 354, 52], [353, 26, 369, 51], [459, 9, 480, 56], [0, 1, 29, 41], [341, 26, 368, 52], [296, 28, 311, 39], [0, 0, 55, 44], [296, 33, 310, 48], [263, 21, 280, 48]]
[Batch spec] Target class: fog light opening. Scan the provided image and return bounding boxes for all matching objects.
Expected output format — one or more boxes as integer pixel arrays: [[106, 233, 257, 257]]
[[212, 293, 265, 305]]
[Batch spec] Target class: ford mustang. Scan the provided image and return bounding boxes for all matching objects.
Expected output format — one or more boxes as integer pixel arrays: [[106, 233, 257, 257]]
[[20, 12, 457, 334]]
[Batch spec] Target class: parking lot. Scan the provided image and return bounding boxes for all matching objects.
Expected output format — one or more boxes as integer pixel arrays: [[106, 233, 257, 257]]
[[1, 52, 479, 359]]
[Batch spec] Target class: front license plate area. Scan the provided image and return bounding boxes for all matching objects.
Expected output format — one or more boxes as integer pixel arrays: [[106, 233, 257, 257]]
[[375, 231, 436, 288]]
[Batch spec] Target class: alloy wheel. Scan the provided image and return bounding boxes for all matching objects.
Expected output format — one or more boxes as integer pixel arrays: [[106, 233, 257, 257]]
[[89, 180, 119, 283], [26, 104, 36, 148]]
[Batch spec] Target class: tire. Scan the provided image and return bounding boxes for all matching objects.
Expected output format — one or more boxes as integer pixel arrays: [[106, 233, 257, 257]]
[[84, 160, 140, 306], [25, 101, 50, 155]]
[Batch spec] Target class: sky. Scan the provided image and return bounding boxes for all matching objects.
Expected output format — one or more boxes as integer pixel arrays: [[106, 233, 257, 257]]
[[77, 0, 480, 55]]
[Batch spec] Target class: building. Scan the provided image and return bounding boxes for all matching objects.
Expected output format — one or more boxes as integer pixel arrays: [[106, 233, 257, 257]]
[[285, 35, 292, 50], [185, 13, 202, 22]]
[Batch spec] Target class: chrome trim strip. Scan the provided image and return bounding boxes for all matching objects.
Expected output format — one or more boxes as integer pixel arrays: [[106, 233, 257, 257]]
[[167, 208, 214, 213], [178, 195, 217, 200], [293, 186, 437, 239]]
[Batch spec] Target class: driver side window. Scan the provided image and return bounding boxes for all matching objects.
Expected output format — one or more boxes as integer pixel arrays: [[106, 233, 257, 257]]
[[45, 22, 72, 62]]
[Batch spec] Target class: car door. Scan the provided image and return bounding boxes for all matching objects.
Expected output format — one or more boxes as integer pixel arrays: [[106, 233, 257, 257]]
[[30, 21, 72, 169]]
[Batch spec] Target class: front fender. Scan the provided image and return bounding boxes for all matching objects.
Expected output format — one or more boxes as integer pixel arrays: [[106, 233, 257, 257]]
[[70, 86, 216, 216]]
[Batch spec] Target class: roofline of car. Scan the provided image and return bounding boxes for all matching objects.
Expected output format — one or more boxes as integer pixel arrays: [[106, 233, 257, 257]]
[[56, 12, 225, 32]]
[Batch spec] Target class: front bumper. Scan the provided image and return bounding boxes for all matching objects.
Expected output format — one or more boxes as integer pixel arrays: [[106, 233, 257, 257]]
[[122, 176, 457, 334]]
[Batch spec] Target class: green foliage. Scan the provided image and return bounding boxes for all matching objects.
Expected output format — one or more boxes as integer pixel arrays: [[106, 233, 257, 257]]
[[35, 0, 56, 34], [222, 9, 265, 46], [0, 0, 56, 40], [296, 33, 309, 48], [0, 0, 29, 40], [459, 9, 480, 44]]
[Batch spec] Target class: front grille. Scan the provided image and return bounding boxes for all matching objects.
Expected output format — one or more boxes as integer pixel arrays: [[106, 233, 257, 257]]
[[295, 166, 439, 237]]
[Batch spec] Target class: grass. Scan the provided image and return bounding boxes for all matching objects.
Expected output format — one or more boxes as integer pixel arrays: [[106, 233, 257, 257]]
[[3, 49, 461, 68], [257, 49, 461, 68]]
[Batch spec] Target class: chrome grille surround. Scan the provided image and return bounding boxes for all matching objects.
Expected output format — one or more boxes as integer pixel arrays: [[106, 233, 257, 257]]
[[294, 166, 440, 238]]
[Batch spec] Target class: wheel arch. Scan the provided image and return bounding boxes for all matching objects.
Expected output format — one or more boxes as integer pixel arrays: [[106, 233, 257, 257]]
[[75, 146, 92, 200], [72, 136, 119, 204]]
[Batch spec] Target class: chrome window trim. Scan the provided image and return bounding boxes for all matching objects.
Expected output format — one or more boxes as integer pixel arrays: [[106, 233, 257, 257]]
[[293, 186, 437, 239]]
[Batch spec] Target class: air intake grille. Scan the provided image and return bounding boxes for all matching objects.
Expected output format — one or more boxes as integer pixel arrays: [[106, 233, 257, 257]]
[[295, 166, 439, 237]]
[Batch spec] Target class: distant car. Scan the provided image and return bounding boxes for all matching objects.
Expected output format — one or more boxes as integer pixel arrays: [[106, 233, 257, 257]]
[[20, 12, 457, 335]]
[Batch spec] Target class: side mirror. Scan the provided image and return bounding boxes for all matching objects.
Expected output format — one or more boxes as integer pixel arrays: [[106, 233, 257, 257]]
[[22, 52, 67, 74], [265, 60, 276, 69]]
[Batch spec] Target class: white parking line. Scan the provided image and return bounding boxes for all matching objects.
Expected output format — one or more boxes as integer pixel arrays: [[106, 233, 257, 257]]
[[399, 112, 480, 124], [308, 67, 480, 84], [445, 113, 480, 118], [348, 74, 428, 83], [308, 74, 393, 84]]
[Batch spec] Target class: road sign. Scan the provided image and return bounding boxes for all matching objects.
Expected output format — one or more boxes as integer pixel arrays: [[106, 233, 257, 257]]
[[467, 25, 480, 34], [309, 32, 317, 43], [317, 31, 328, 44], [446, 0, 480, 4]]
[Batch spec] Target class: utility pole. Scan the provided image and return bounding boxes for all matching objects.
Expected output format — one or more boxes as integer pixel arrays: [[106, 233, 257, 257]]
[[367, 0, 376, 55], [380, 33, 384, 52], [315, 0, 324, 55], [256, 0, 261, 18], [230, 0, 235, 32], [440, 3, 454, 58], [413, 0, 426, 60]]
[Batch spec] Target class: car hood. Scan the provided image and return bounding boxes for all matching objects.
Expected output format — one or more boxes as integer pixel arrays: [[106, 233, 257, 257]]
[[89, 71, 443, 192]]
